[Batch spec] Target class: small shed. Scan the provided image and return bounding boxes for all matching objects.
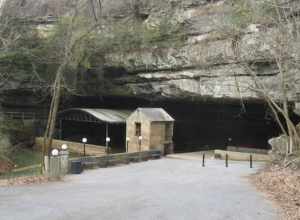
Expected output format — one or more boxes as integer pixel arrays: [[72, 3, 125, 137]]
[[126, 108, 174, 154]]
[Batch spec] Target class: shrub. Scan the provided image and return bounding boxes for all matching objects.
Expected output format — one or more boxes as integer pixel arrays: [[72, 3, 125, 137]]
[[0, 131, 12, 161], [0, 118, 35, 161], [96, 18, 186, 53], [224, 0, 279, 34]]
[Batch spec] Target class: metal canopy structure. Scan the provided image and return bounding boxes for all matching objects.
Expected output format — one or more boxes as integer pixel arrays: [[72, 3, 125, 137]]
[[58, 108, 132, 124]]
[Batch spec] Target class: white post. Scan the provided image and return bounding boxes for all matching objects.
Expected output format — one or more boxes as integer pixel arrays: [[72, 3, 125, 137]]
[[60, 144, 69, 175], [49, 149, 61, 179]]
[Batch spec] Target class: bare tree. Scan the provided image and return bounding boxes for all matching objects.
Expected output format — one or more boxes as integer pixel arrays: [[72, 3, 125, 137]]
[[222, 0, 300, 157], [42, 0, 103, 171]]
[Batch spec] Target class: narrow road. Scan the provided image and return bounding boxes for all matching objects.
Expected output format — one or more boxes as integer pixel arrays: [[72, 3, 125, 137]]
[[0, 158, 279, 220]]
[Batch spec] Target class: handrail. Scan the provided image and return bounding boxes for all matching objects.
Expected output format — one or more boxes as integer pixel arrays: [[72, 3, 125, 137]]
[[11, 164, 42, 173], [0, 112, 47, 120]]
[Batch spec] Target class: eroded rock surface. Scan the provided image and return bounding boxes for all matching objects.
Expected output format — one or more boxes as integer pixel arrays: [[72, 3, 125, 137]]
[[1, 0, 300, 103]]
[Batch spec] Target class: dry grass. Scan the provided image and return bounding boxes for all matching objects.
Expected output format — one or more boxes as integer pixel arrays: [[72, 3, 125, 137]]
[[253, 165, 300, 220]]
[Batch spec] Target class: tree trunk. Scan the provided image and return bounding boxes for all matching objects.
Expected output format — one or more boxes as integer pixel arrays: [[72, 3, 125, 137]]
[[42, 58, 68, 171]]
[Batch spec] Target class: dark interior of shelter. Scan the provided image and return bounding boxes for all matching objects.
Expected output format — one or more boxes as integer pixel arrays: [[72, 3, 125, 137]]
[[60, 95, 300, 153], [61, 121, 126, 153]]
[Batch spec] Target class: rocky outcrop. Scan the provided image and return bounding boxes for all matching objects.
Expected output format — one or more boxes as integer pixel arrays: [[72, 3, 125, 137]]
[[1, 0, 300, 103], [268, 122, 300, 159], [268, 135, 289, 157]]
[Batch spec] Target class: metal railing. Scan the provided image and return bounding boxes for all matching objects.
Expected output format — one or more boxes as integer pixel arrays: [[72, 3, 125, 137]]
[[0, 112, 47, 120]]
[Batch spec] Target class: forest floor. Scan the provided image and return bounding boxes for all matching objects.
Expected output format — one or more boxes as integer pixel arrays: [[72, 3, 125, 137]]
[[253, 165, 300, 220]]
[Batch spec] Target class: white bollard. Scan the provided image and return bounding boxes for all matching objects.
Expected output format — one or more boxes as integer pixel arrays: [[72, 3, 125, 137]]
[[60, 146, 69, 175], [49, 149, 61, 179]]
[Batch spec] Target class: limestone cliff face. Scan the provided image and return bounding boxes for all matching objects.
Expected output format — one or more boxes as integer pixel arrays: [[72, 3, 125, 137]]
[[1, 0, 300, 103], [101, 0, 300, 101]]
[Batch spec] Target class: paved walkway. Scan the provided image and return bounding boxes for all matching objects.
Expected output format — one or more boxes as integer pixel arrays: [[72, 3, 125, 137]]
[[0, 158, 279, 220]]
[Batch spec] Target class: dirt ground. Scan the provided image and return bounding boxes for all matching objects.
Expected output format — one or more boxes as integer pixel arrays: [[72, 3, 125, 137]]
[[253, 166, 300, 220]]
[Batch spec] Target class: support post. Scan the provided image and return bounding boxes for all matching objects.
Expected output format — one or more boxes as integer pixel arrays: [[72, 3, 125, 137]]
[[59, 119, 63, 140], [106, 123, 108, 139], [202, 153, 205, 167], [107, 144, 109, 167], [250, 154, 253, 168], [225, 153, 228, 168], [106, 124, 109, 167], [126, 138, 130, 153]]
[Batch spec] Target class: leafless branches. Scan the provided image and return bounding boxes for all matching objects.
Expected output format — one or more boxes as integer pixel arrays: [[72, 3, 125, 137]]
[[223, 0, 300, 156], [42, 0, 103, 170]]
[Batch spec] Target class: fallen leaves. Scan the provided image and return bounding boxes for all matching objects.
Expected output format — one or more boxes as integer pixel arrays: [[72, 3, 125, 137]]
[[253, 166, 300, 220], [0, 175, 49, 187]]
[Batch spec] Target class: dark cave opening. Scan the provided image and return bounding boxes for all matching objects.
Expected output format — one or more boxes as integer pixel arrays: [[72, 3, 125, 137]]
[[169, 102, 280, 153], [66, 95, 299, 153]]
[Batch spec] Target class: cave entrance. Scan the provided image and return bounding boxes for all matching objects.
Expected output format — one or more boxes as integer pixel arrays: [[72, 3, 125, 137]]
[[68, 96, 300, 153], [57, 109, 132, 153], [163, 100, 292, 153]]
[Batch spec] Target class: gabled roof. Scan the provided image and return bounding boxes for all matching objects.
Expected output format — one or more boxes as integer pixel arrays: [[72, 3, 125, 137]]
[[136, 108, 174, 122], [58, 108, 132, 124]]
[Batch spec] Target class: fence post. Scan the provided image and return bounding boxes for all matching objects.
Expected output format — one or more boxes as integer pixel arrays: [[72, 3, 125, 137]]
[[250, 154, 253, 168], [202, 153, 205, 167]]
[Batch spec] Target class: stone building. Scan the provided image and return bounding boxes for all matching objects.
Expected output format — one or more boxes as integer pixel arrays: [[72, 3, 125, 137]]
[[126, 108, 174, 155]]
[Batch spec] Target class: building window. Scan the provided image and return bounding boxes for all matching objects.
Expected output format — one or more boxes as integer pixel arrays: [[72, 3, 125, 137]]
[[135, 122, 141, 136]]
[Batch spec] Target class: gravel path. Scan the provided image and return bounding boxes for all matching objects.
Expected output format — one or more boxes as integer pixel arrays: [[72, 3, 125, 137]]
[[0, 158, 279, 220]]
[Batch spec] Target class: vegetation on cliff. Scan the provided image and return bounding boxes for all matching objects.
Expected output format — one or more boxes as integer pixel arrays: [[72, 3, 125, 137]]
[[224, 0, 300, 160]]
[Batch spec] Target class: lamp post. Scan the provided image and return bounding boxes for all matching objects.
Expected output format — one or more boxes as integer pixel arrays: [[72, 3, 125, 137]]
[[138, 136, 142, 161], [106, 137, 111, 167], [61, 144, 68, 151], [106, 137, 111, 153], [51, 149, 59, 156], [126, 137, 130, 153], [82, 138, 87, 156], [227, 137, 232, 148]]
